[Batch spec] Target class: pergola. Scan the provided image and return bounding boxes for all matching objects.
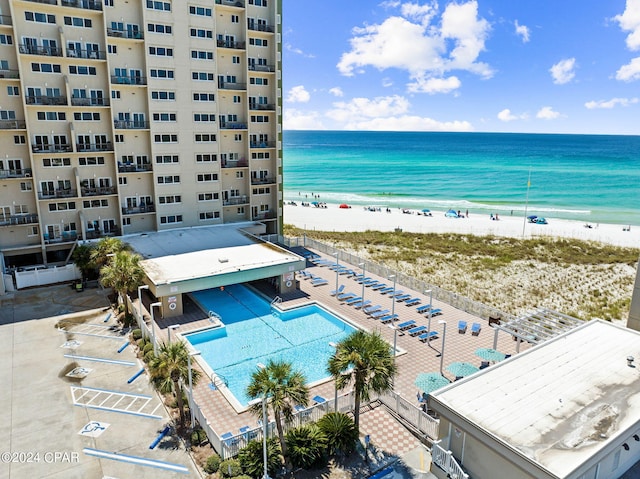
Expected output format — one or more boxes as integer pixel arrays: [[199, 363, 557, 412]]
[[492, 308, 583, 351]]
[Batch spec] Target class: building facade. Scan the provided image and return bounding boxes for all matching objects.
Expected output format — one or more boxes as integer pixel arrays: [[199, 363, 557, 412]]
[[0, 0, 282, 270]]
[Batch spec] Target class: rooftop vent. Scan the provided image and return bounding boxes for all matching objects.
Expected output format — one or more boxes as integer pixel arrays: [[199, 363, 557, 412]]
[[218, 257, 229, 263]]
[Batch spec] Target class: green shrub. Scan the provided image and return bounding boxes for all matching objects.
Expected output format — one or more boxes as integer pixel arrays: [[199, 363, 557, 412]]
[[238, 438, 282, 478], [144, 350, 156, 363], [143, 342, 154, 354], [285, 424, 327, 469], [191, 427, 208, 446], [132, 328, 142, 340], [233, 475, 252, 479], [218, 458, 242, 477], [317, 412, 358, 456], [203, 454, 221, 474]]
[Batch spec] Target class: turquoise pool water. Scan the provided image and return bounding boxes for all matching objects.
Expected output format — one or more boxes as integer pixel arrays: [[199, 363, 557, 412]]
[[186, 284, 357, 406]]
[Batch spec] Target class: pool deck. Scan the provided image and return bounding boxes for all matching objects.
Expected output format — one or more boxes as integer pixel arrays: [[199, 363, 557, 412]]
[[149, 248, 529, 464]]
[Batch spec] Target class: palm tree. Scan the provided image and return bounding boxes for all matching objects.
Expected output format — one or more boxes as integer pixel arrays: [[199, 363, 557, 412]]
[[71, 243, 95, 281], [246, 359, 309, 462], [91, 237, 127, 270], [148, 341, 201, 426], [327, 330, 397, 434], [99, 250, 144, 315]]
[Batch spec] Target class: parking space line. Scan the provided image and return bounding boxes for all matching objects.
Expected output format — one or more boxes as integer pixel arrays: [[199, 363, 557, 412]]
[[82, 448, 189, 474], [63, 354, 136, 366], [71, 387, 162, 420]]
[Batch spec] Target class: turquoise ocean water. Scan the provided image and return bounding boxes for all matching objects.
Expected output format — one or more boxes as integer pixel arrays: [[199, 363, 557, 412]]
[[283, 131, 640, 226]]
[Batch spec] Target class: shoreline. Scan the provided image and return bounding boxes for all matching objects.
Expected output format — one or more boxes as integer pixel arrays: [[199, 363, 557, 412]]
[[283, 202, 640, 249]]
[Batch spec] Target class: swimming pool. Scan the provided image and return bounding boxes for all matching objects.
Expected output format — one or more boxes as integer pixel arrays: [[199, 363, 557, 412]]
[[185, 284, 357, 407]]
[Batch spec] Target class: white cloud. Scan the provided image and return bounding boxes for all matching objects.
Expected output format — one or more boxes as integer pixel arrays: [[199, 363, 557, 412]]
[[536, 106, 561, 119], [497, 108, 528, 122], [549, 58, 577, 84], [286, 85, 311, 103], [326, 95, 410, 122], [284, 43, 315, 59], [585, 97, 639, 109], [616, 57, 640, 81], [382, 77, 394, 87], [408, 76, 461, 94], [614, 0, 640, 51], [514, 20, 530, 43], [337, 0, 491, 94], [343, 116, 473, 132], [283, 109, 325, 130], [329, 87, 344, 97]]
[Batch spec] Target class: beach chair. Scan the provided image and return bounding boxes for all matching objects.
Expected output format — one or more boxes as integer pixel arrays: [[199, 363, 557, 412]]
[[418, 331, 439, 342], [405, 297, 421, 306], [363, 304, 382, 314], [352, 273, 365, 280], [395, 294, 412, 302], [370, 309, 391, 319], [344, 296, 363, 305], [353, 299, 372, 310], [471, 322, 482, 336], [379, 287, 395, 295], [389, 290, 405, 298], [458, 320, 467, 333], [408, 325, 427, 337], [337, 292, 357, 301], [311, 278, 328, 286], [371, 283, 387, 291], [240, 425, 258, 440], [417, 304, 432, 314], [221, 432, 239, 447], [398, 320, 416, 331], [313, 395, 327, 404], [379, 314, 398, 323], [365, 281, 382, 288], [356, 277, 373, 284], [430, 308, 443, 316], [330, 284, 345, 296], [339, 268, 353, 275]]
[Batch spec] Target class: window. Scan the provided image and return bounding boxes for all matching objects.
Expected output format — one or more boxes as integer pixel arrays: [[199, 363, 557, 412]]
[[160, 215, 182, 224], [14, 135, 26, 144], [108, 45, 118, 54], [43, 158, 71, 167], [236, 171, 244, 178], [237, 207, 245, 214], [146, 1, 171, 11], [234, 134, 242, 141], [79, 156, 105, 166], [253, 187, 271, 194], [83, 199, 109, 208], [199, 211, 219, 220], [249, 0, 268, 5], [249, 38, 268, 47], [232, 56, 241, 64], [150, 69, 174, 79], [196, 154, 216, 162], [151, 90, 175, 101], [111, 90, 121, 99], [64, 16, 92, 28], [193, 93, 215, 102], [155, 155, 179, 164], [231, 15, 239, 23], [250, 77, 269, 85], [104, 0, 114, 6], [197, 173, 218, 182], [0, 110, 16, 120], [7, 86, 19, 96], [25, 12, 56, 24], [148, 23, 172, 34], [20, 181, 33, 192], [114, 134, 124, 143], [251, 115, 270, 123], [158, 195, 181, 204], [31, 63, 62, 73], [37, 111, 66, 121], [233, 95, 241, 103], [74, 112, 100, 121], [190, 6, 212, 16], [190, 28, 213, 39], [149, 46, 173, 56], [0, 34, 13, 45], [69, 65, 97, 75], [192, 71, 214, 81], [194, 113, 215, 122], [152, 113, 176, 122], [198, 192, 219, 201], [157, 175, 180, 184], [191, 50, 214, 60], [122, 217, 131, 226], [48, 201, 77, 211], [252, 151, 271, 159], [118, 177, 127, 185], [195, 134, 216, 142], [154, 134, 178, 143]]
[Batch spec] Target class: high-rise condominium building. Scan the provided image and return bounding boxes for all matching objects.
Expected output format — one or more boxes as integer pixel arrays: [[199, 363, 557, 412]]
[[0, 0, 282, 270]]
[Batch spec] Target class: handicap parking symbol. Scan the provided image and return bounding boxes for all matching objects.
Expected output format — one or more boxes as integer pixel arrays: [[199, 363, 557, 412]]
[[79, 421, 110, 437]]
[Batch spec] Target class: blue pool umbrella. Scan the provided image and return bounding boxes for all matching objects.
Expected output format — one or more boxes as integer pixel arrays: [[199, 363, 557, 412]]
[[447, 362, 480, 378], [475, 348, 506, 362], [414, 373, 450, 394]]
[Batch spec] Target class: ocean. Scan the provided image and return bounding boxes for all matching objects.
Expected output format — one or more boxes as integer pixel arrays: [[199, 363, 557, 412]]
[[282, 131, 640, 227]]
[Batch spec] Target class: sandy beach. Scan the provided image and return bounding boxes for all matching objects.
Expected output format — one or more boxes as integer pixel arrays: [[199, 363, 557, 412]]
[[284, 203, 640, 248]]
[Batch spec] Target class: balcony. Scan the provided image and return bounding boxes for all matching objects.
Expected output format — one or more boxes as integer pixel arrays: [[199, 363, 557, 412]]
[[117, 163, 152, 173], [0, 120, 26, 130], [217, 39, 246, 50], [61, 0, 102, 10], [113, 120, 149, 129], [121, 204, 155, 215], [0, 168, 32, 179], [71, 96, 109, 107], [25, 0, 57, 5], [223, 196, 249, 206], [76, 142, 113, 152], [216, 0, 244, 6], [219, 121, 247, 130], [0, 15, 12, 26], [81, 185, 117, 196], [0, 214, 38, 227], [251, 176, 276, 186], [107, 28, 143, 40], [111, 75, 147, 86], [249, 103, 275, 111], [252, 211, 276, 221], [67, 49, 106, 60], [248, 64, 275, 73], [218, 81, 246, 91], [250, 141, 276, 148], [221, 158, 248, 168], [0, 70, 20, 79], [32, 144, 72, 153], [26, 95, 67, 106], [38, 188, 77, 199], [19, 45, 63, 57], [84, 227, 121, 240], [248, 23, 275, 33]]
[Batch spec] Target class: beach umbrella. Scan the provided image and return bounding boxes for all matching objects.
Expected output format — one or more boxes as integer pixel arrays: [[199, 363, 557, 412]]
[[339, 204, 349, 209], [311, 201, 319, 206], [421, 208, 431, 213], [445, 209, 458, 218], [447, 362, 480, 378], [414, 373, 450, 394], [527, 215, 537, 220], [475, 348, 506, 362]]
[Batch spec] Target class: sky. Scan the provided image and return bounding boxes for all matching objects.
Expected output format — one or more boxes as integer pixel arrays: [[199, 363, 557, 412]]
[[282, 0, 640, 135]]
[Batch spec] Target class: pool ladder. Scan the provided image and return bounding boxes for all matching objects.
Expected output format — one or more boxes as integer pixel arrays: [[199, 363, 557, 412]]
[[270, 296, 282, 316], [210, 372, 228, 389]]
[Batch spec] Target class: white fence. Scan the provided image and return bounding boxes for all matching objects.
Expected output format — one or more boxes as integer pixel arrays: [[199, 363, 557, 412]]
[[377, 390, 440, 440], [126, 294, 153, 341], [432, 441, 469, 479], [15, 264, 80, 289]]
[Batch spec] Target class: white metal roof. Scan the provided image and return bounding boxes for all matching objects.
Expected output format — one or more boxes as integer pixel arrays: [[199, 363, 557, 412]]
[[431, 320, 640, 477]]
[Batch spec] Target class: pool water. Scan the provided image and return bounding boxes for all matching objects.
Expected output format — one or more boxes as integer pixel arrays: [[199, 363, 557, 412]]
[[186, 284, 357, 406]]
